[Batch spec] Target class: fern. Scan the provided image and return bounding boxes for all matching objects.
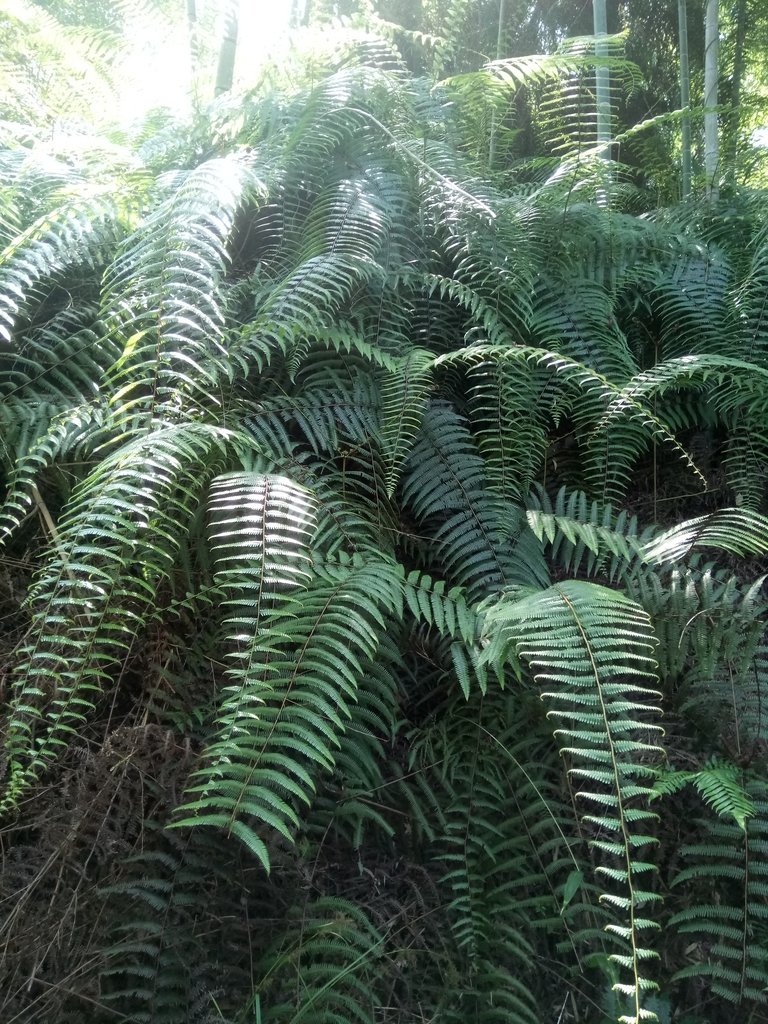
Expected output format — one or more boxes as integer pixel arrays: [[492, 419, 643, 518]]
[[651, 759, 755, 831], [3, 31, 768, 1024], [643, 508, 768, 565], [254, 897, 384, 1024], [527, 485, 649, 582], [1, 423, 231, 811], [0, 184, 138, 343], [103, 154, 265, 414], [174, 471, 402, 868], [482, 581, 664, 1023], [379, 346, 434, 496], [669, 782, 768, 1007]]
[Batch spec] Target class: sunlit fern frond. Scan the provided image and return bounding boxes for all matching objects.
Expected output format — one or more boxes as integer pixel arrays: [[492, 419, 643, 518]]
[[0, 184, 139, 343], [643, 508, 768, 565], [174, 469, 403, 867], [482, 580, 664, 1024], [103, 153, 265, 414], [1, 423, 232, 810]]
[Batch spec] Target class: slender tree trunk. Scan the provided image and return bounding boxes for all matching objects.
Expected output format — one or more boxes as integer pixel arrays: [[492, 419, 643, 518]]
[[214, 0, 240, 99], [290, 0, 307, 28], [186, 0, 199, 104], [593, 0, 610, 160], [704, 0, 720, 199], [488, 0, 506, 170], [726, 0, 748, 184], [592, 0, 610, 207], [678, 0, 692, 197]]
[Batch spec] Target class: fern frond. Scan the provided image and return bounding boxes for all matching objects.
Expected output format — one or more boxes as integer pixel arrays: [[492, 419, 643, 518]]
[[307, 632, 403, 848], [103, 154, 265, 413], [255, 897, 384, 1024], [1, 423, 231, 810], [175, 542, 402, 868], [436, 344, 705, 495], [467, 357, 550, 501], [652, 760, 754, 831], [403, 570, 488, 696], [643, 509, 768, 565], [670, 783, 768, 1007], [0, 185, 138, 343], [380, 346, 434, 497], [0, 309, 120, 411], [0, 400, 112, 543], [402, 402, 544, 597], [526, 486, 649, 583], [482, 580, 664, 1023]]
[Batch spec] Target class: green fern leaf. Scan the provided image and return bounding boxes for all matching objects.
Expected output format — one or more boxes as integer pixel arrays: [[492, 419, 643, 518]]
[[482, 580, 664, 1022]]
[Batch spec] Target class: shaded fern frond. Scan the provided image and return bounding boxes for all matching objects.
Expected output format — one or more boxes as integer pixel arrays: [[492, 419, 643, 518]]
[[380, 346, 434, 497], [467, 356, 550, 501], [403, 570, 489, 696], [402, 402, 545, 598], [256, 897, 384, 1024], [670, 783, 768, 1008], [437, 344, 704, 494]]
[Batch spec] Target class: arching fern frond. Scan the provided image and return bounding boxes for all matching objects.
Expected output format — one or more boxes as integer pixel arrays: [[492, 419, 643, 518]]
[[255, 896, 384, 1024], [467, 357, 551, 502], [0, 400, 112, 543], [380, 346, 433, 497], [651, 759, 755, 831], [669, 782, 768, 1008], [0, 309, 120, 411], [482, 581, 664, 1024], [402, 401, 545, 598], [403, 570, 489, 696], [174, 479, 403, 868], [0, 185, 138, 343], [1, 422, 231, 811], [103, 154, 265, 413], [643, 509, 768, 565], [436, 344, 704, 496], [526, 486, 648, 583]]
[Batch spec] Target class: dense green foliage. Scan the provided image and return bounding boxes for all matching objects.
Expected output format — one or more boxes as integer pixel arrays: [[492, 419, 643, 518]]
[[1, 15, 768, 1024]]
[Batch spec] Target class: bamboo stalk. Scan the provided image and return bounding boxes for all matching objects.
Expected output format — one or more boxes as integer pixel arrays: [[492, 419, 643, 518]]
[[678, 0, 692, 197], [704, 0, 720, 199]]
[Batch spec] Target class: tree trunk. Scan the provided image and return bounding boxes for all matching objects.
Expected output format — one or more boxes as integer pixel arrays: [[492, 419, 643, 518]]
[[704, 0, 720, 199], [592, 0, 610, 206], [726, 0, 748, 184], [592, 0, 610, 160], [290, 0, 307, 28], [488, 0, 506, 170], [214, 0, 240, 99], [186, 0, 198, 103], [678, 0, 692, 197]]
